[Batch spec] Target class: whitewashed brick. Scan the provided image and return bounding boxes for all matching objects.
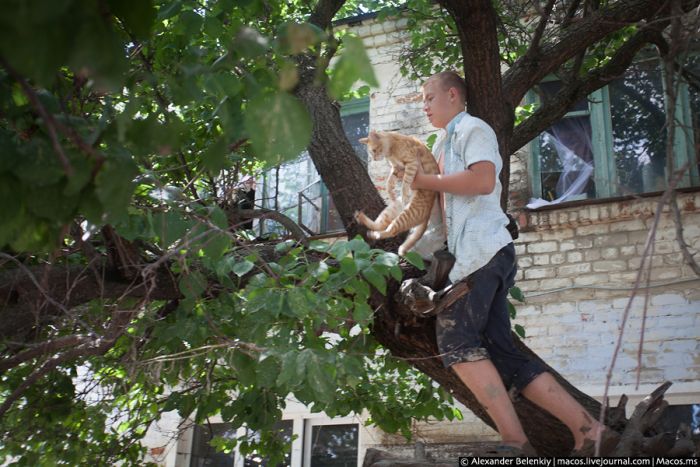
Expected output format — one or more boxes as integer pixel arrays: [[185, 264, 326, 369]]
[[524, 267, 551, 279], [516, 280, 540, 292], [620, 245, 636, 256], [559, 262, 592, 276], [650, 293, 687, 306], [543, 302, 577, 315], [601, 247, 619, 259], [595, 233, 630, 247], [609, 272, 642, 283], [573, 273, 610, 286], [560, 241, 576, 252], [567, 251, 583, 262], [593, 260, 628, 272], [533, 254, 550, 266], [576, 224, 609, 236], [518, 256, 533, 268], [649, 267, 683, 281], [550, 253, 566, 264], [585, 250, 601, 261], [576, 237, 594, 249], [528, 241, 558, 253], [540, 278, 574, 290], [610, 219, 646, 232]]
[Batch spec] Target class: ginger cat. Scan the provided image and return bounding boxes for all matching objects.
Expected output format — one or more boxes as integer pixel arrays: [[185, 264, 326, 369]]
[[355, 130, 440, 256]]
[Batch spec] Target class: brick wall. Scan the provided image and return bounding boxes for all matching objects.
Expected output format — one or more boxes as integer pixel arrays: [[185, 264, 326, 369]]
[[513, 192, 700, 395]]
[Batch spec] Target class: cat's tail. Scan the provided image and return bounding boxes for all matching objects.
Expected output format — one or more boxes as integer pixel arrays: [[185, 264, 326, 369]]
[[398, 220, 429, 257]]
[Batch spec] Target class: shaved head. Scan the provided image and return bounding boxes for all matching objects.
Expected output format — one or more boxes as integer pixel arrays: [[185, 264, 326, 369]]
[[424, 71, 467, 104]]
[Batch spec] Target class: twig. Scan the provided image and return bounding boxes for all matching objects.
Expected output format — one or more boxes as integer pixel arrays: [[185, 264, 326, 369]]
[[671, 191, 700, 276], [597, 164, 688, 455], [527, 0, 557, 56]]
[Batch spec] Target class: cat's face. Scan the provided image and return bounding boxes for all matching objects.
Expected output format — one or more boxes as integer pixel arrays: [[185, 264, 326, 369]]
[[358, 131, 385, 161]]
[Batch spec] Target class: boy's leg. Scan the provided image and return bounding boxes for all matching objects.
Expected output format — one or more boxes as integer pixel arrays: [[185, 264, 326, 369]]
[[520, 372, 606, 450], [453, 359, 528, 447], [436, 244, 530, 448]]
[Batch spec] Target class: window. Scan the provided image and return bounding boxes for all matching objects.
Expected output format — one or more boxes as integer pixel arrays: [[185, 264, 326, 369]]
[[189, 418, 360, 467], [260, 98, 369, 235], [190, 423, 237, 467], [528, 54, 700, 208], [307, 423, 358, 467], [189, 421, 293, 467]]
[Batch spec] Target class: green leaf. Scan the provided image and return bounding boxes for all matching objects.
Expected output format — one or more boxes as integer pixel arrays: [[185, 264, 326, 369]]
[[151, 211, 193, 248], [329, 35, 378, 99], [94, 155, 138, 223], [234, 26, 269, 58], [201, 137, 229, 172], [509, 286, 526, 303], [107, 0, 156, 39], [256, 356, 280, 388], [233, 260, 255, 277], [276, 351, 298, 387], [507, 300, 517, 320], [403, 251, 425, 270], [514, 324, 526, 339], [361, 267, 386, 295], [244, 91, 311, 165], [353, 301, 373, 323], [339, 257, 358, 276], [178, 271, 207, 298]]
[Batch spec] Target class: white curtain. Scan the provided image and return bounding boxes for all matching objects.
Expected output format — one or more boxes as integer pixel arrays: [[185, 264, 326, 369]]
[[527, 117, 594, 209]]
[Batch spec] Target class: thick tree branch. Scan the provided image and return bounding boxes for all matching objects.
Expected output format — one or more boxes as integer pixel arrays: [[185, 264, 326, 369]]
[[503, 0, 673, 109], [308, 0, 347, 30], [510, 26, 664, 152], [0, 262, 179, 342], [238, 208, 309, 243]]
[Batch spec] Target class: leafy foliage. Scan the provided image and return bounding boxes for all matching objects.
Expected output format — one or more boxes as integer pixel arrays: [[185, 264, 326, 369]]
[[0, 1, 449, 464]]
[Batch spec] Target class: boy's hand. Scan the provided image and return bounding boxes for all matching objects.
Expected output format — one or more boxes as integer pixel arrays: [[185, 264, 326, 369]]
[[411, 154, 425, 190]]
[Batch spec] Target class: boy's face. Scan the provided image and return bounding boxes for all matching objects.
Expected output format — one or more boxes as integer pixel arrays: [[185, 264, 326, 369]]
[[422, 79, 461, 129]]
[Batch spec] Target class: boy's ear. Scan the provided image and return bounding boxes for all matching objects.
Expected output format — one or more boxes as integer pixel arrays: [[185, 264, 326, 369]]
[[358, 137, 368, 145]]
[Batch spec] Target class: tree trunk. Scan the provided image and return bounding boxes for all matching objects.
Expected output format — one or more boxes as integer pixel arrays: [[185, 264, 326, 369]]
[[439, 0, 515, 211], [293, 55, 386, 239]]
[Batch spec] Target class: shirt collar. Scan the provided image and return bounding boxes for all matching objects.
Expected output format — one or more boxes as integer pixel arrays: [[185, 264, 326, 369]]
[[446, 111, 466, 138]]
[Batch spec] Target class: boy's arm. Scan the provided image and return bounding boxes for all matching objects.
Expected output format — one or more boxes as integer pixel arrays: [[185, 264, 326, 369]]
[[412, 161, 496, 196]]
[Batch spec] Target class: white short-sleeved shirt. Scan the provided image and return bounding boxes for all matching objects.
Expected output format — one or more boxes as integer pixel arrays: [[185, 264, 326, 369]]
[[433, 111, 512, 282]]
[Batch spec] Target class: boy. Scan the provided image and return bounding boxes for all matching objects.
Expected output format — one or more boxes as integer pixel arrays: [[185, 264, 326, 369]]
[[411, 71, 618, 456]]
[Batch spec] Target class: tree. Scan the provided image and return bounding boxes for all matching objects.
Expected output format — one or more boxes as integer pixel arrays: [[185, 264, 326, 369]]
[[0, 0, 698, 463]]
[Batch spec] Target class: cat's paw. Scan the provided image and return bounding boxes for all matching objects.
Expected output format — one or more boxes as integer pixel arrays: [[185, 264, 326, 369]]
[[398, 246, 408, 256], [367, 230, 381, 240]]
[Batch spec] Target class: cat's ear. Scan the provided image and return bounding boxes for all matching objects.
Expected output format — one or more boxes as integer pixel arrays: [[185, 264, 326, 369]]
[[358, 137, 369, 145]]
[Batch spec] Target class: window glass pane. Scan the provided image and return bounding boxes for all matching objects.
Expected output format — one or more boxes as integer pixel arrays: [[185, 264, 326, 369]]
[[538, 116, 595, 201], [243, 420, 293, 467], [310, 424, 358, 466], [609, 59, 668, 194], [341, 110, 370, 163], [190, 423, 236, 467], [261, 155, 316, 235]]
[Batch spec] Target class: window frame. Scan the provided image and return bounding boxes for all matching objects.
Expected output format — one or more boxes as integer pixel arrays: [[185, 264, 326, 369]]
[[527, 57, 700, 205], [301, 416, 361, 467]]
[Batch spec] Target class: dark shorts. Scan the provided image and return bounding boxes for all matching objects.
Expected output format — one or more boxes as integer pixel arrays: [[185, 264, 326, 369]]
[[435, 243, 547, 399]]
